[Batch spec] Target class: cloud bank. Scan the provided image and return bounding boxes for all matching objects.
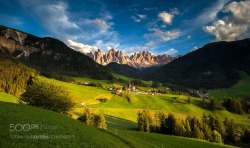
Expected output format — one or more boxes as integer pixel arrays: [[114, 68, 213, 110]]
[[66, 39, 98, 54], [204, 0, 250, 41]]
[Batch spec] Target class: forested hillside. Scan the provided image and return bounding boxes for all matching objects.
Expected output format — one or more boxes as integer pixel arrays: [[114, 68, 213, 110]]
[[0, 26, 113, 80], [0, 46, 36, 96], [149, 39, 250, 89]]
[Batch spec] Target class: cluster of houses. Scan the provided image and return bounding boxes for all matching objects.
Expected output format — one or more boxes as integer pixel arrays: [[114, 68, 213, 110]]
[[108, 83, 161, 96]]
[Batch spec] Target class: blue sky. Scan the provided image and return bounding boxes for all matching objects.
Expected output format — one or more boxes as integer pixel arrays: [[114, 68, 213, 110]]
[[0, 0, 249, 56]]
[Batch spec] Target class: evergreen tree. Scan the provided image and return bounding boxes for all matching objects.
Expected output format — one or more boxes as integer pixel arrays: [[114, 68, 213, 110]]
[[208, 114, 216, 130], [241, 129, 250, 144], [224, 119, 235, 144], [152, 81, 160, 88], [175, 121, 186, 136], [185, 119, 192, 137], [78, 107, 92, 126], [187, 97, 192, 104], [166, 113, 177, 135], [158, 112, 167, 133], [193, 125, 203, 139], [137, 109, 152, 132], [93, 114, 107, 129], [210, 98, 224, 110], [212, 130, 223, 143], [202, 122, 213, 141], [214, 116, 225, 136]]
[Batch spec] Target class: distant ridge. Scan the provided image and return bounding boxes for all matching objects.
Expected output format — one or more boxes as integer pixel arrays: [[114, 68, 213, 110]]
[[149, 38, 250, 89], [86, 48, 177, 68]]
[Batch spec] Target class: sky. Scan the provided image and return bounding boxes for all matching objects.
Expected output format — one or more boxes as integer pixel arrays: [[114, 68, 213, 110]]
[[0, 0, 250, 56]]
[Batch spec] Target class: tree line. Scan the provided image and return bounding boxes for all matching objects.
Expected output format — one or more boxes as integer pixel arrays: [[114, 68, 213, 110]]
[[137, 109, 250, 147], [209, 97, 250, 114], [0, 53, 36, 97]]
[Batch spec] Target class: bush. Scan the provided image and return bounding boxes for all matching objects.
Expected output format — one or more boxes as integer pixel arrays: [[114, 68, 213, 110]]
[[78, 107, 107, 129], [187, 97, 192, 104], [98, 98, 108, 103], [88, 82, 103, 88], [21, 81, 74, 114]]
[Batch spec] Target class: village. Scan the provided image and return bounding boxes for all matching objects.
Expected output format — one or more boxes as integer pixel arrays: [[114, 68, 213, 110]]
[[73, 81, 162, 96]]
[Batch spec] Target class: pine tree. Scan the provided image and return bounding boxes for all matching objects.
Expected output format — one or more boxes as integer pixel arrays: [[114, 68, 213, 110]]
[[137, 109, 152, 132], [202, 122, 212, 141], [193, 125, 203, 139], [214, 116, 225, 136], [95, 114, 107, 129], [212, 130, 223, 143], [166, 113, 177, 135], [241, 129, 250, 144], [158, 111, 167, 133], [185, 119, 192, 137], [225, 119, 235, 143], [187, 97, 192, 104]]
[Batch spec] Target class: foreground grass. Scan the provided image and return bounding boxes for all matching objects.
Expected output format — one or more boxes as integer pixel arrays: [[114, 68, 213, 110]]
[[209, 71, 250, 99], [0, 101, 234, 148], [0, 101, 131, 147]]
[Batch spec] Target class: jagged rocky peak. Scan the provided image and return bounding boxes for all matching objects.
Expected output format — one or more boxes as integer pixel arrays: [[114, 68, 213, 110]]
[[1, 28, 28, 45], [86, 48, 176, 68]]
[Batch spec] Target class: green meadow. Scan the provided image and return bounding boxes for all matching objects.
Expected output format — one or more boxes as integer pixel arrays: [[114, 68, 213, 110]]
[[0, 102, 235, 148], [209, 71, 250, 99], [0, 92, 18, 103], [1, 72, 249, 147]]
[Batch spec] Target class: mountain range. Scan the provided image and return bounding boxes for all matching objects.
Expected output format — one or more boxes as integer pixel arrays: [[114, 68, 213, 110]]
[[86, 49, 177, 68], [107, 38, 250, 89], [1, 25, 250, 89], [0, 25, 112, 80]]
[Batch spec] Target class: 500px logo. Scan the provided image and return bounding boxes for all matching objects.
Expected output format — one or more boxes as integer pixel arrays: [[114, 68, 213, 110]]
[[9, 124, 39, 132]]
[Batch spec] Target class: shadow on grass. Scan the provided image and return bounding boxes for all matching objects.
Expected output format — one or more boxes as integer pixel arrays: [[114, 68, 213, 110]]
[[105, 115, 137, 130]]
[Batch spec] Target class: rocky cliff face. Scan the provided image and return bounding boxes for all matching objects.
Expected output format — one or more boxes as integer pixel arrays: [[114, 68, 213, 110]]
[[0, 25, 113, 79], [87, 49, 176, 68]]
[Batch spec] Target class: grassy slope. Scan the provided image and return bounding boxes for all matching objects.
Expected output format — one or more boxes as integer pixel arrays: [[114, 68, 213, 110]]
[[38, 76, 250, 129], [0, 101, 130, 147], [74, 77, 114, 87], [39, 76, 112, 104], [4, 75, 247, 130], [0, 101, 234, 148], [209, 71, 250, 99], [90, 94, 250, 128], [74, 73, 153, 88], [0, 92, 18, 103]]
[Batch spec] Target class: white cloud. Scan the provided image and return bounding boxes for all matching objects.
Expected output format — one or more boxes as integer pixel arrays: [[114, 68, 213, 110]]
[[131, 13, 147, 22], [158, 11, 174, 24], [204, 0, 250, 41], [222, 0, 250, 24], [144, 28, 180, 42], [192, 46, 198, 51], [94, 40, 120, 51], [144, 7, 158, 11], [36, 2, 78, 32], [170, 8, 180, 15], [187, 35, 192, 40], [18, 0, 120, 46], [164, 48, 178, 55], [204, 19, 248, 41], [66, 39, 98, 54], [194, 0, 230, 25], [18, 1, 79, 39], [80, 18, 110, 31]]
